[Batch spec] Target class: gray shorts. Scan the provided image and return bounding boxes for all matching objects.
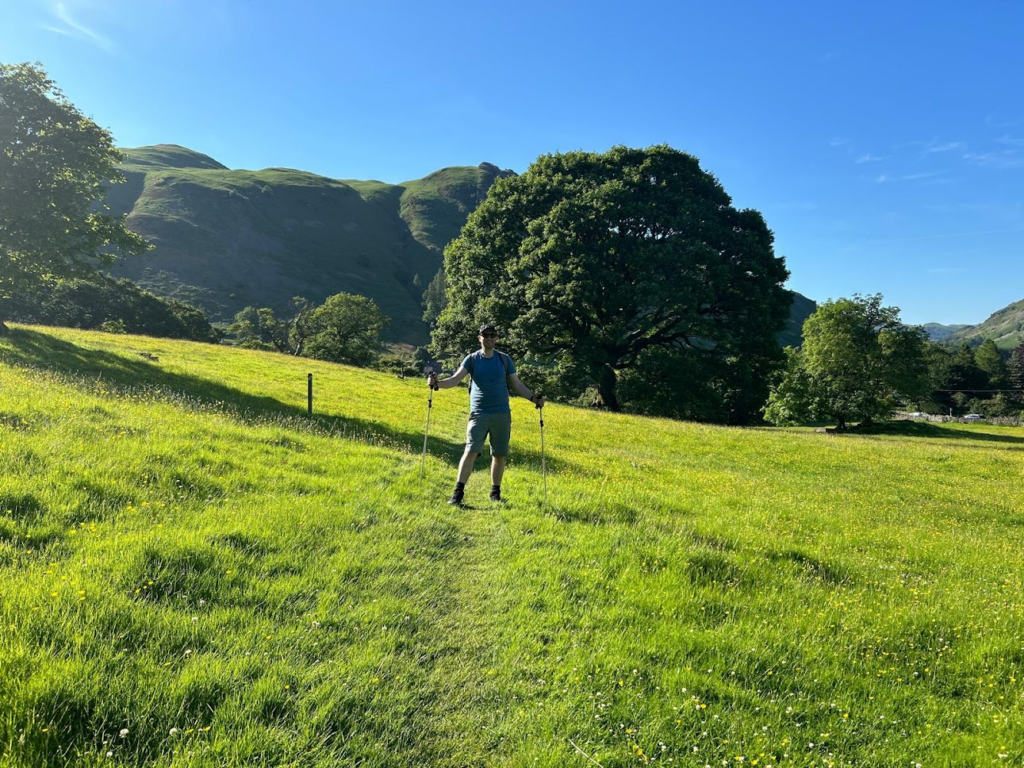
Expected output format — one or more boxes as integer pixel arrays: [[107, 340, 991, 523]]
[[466, 411, 512, 456]]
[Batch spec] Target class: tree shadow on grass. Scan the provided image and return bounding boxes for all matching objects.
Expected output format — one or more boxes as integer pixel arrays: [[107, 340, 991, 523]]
[[853, 420, 1024, 446], [0, 328, 570, 472], [0, 328, 464, 457]]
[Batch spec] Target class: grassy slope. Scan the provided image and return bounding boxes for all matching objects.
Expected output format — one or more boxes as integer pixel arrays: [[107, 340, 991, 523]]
[[2, 327, 1022, 767], [952, 299, 1024, 350], [105, 148, 509, 344]]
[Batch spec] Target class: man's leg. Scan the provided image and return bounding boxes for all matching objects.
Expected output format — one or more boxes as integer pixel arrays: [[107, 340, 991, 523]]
[[448, 450, 478, 505], [489, 413, 512, 501], [490, 455, 506, 487], [457, 451, 479, 484]]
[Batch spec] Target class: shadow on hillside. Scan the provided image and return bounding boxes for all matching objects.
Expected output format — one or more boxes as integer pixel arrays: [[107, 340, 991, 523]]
[[853, 420, 1024, 446], [0, 328, 565, 472]]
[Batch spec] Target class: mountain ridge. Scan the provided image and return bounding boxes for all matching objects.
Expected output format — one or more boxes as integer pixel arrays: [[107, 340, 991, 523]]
[[106, 146, 516, 343], [108, 145, 817, 346]]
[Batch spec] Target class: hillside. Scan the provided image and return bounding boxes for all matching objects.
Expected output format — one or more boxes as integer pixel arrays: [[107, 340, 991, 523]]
[[777, 290, 816, 348], [949, 298, 1024, 349], [922, 322, 971, 341], [106, 145, 816, 348], [105, 145, 514, 344], [1, 324, 1022, 766]]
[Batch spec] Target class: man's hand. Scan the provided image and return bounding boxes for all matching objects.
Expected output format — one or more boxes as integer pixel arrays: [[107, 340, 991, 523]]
[[428, 372, 439, 390], [533, 394, 545, 409]]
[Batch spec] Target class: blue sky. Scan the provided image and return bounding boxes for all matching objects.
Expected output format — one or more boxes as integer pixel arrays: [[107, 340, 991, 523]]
[[2, 0, 1022, 325]]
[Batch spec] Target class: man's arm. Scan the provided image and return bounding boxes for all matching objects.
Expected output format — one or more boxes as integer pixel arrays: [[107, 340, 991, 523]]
[[508, 373, 544, 407], [430, 366, 469, 389]]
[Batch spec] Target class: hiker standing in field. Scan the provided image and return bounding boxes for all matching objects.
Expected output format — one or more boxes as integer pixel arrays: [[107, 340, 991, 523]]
[[428, 323, 544, 505]]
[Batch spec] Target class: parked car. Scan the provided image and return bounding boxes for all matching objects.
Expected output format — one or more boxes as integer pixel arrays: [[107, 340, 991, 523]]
[[964, 414, 983, 420]]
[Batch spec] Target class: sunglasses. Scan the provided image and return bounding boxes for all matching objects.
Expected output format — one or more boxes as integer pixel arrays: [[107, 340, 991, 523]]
[[480, 332, 497, 338]]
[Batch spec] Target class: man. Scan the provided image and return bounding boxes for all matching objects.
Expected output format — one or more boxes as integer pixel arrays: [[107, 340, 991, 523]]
[[428, 323, 544, 505]]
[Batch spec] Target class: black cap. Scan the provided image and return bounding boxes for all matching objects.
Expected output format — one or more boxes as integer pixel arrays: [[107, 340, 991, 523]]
[[478, 323, 497, 334]]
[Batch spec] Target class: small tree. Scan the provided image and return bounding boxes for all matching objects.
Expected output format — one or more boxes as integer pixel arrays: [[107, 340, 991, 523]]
[[0, 63, 148, 333], [302, 293, 389, 366], [421, 267, 447, 327], [228, 297, 314, 353], [764, 295, 929, 430], [227, 306, 279, 350], [975, 338, 1009, 390]]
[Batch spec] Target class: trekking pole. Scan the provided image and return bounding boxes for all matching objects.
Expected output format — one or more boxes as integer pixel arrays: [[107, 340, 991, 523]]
[[420, 374, 438, 481], [537, 395, 546, 506]]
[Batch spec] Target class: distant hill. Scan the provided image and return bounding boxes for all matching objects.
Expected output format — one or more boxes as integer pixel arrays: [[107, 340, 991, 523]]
[[947, 298, 1024, 350], [922, 322, 972, 341], [105, 145, 513, 343], [106, 144, 817, 346], [779, 291, 817, 348]]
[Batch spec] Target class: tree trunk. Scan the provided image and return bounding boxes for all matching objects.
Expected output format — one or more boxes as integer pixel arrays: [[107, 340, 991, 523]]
[[597, 365, 620, 411]]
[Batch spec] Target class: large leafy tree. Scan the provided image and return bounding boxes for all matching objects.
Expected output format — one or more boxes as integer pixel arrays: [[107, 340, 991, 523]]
[[432, 145, 790, 422], [764, 295, 929, 429], [0, 62, 148, 334]]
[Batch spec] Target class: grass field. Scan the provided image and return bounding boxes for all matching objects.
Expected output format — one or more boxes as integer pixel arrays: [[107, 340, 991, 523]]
[[1, 325, 1022, 767]]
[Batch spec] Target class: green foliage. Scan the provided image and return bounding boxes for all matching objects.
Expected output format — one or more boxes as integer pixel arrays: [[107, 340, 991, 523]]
[[765, 295, 929, 429], [227, 298, 312, 354], [1, 324, 1023, 765], [433, 145, 790, 423], [301, 293, 389, 366], [0, 63, 149, 329], [4, 275, 218, 342], [421, 267, 447, 327], [1010, 343, 1024, 390], [762, 347, 815, 425], [975, 338, 1010, 389]]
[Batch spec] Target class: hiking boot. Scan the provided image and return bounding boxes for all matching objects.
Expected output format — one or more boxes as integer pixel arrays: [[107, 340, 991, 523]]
[[489, 487, 502, 502], [447, 488, 465, 506]]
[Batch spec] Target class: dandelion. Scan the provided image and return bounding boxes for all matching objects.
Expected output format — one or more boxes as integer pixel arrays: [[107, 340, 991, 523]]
[[119, 729, 129, 738], [169, 728, 179, 736]]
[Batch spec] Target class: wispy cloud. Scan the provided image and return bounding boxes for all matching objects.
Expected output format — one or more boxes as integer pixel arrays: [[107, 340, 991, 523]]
[[42, 2, 113, 51], [964, 150, 1024, 170], [828, 137, 850, 148], [855, 153, 884, 164], [874, 171, 944, 184], [922, 140, 966, 154]]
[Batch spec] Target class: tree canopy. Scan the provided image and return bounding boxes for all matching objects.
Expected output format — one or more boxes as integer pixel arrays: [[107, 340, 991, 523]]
[[299, 293, 389, 366], [432, 145, 791, 423], [0, 62, 148, 332], [764, 295, 929, 429]]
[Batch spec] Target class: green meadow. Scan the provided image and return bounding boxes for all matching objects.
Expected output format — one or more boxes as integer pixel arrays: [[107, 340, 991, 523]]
[[0, 325, 1021, 767]]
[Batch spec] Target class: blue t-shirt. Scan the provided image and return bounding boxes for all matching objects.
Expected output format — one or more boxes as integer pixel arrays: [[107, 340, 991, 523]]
[[461, 351, 516, 415]]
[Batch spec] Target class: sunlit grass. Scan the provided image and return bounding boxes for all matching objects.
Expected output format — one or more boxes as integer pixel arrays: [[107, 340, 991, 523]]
[[0, 324, 1021, 766]]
